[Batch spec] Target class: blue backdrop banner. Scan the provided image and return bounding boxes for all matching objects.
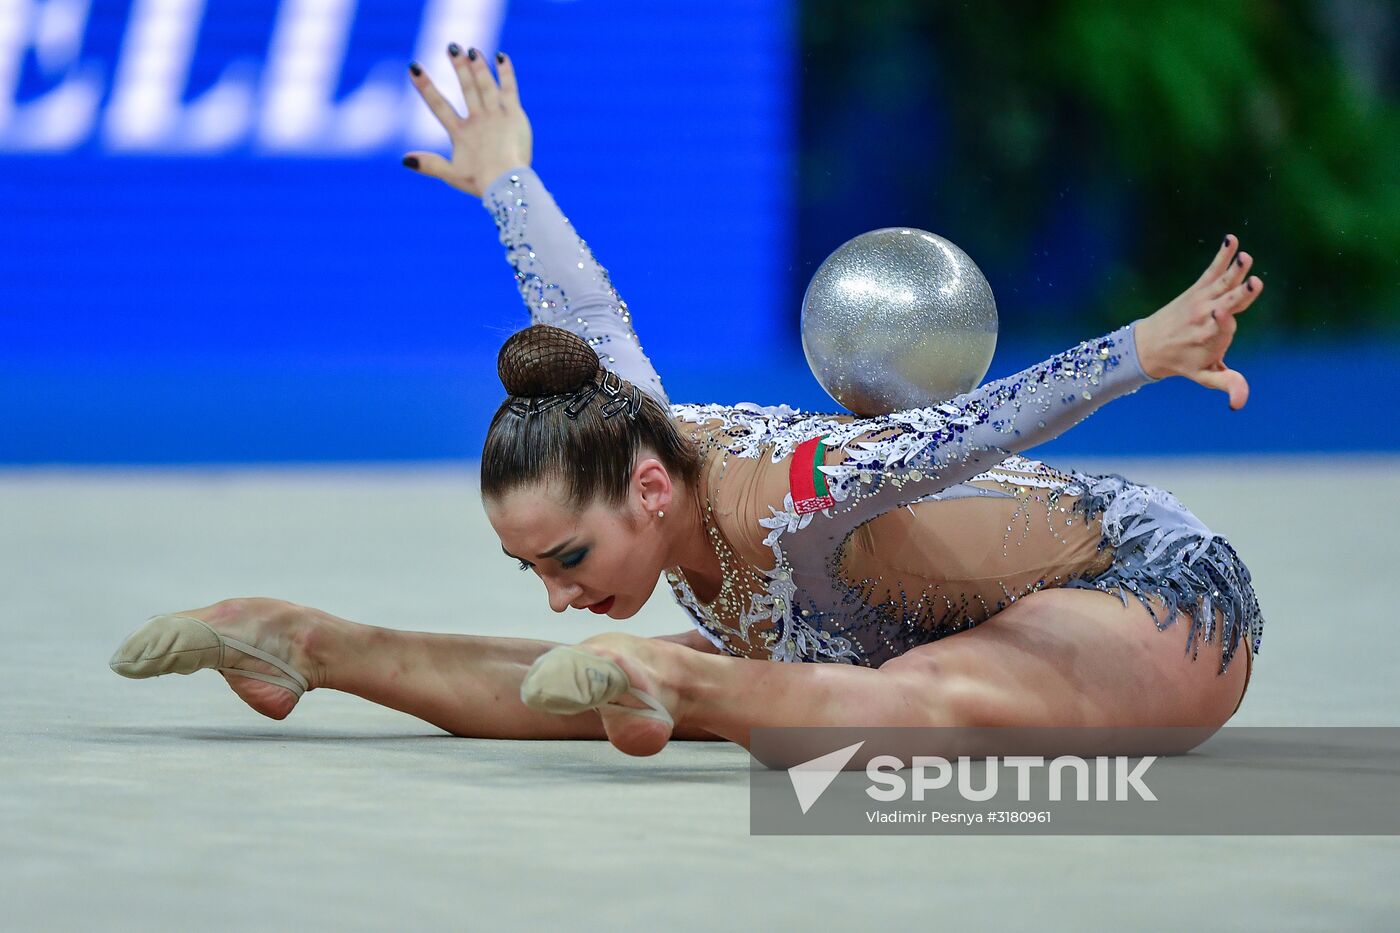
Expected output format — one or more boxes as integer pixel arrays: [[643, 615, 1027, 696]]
[[1, 0, 795, 463], [1, 1, 1391, 463]]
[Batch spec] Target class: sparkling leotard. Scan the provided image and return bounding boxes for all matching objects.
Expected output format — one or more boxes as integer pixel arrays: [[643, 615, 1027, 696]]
[[481, 167, 1264, 675]]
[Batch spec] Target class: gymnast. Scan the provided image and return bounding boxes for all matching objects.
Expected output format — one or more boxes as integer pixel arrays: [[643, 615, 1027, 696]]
[[111, 46, 1265, 761]]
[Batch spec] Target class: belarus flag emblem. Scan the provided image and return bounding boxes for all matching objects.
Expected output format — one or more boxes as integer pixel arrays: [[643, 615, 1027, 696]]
[[790, 435, 836, 515]]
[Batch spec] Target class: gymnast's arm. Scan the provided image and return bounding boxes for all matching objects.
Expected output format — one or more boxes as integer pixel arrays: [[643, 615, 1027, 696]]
[[812, 231, 1261, 511], [778, 322, 1162, 550], [789, 231, 1262, 546], [924, 320, 1159, 457], [477, 166, 669, 407], [399, 49, 668, 405]]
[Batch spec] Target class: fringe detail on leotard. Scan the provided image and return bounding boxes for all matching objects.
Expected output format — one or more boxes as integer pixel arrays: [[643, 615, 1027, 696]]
[[1061, 473, 1265, 675]]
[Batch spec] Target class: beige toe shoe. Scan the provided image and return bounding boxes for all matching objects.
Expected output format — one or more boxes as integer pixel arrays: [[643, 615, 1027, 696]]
[[109, 613, 308, 698], [519, 645, 672, 726]]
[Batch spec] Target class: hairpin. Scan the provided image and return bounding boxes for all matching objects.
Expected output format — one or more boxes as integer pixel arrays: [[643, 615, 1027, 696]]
[[506, 368, 643, 422]]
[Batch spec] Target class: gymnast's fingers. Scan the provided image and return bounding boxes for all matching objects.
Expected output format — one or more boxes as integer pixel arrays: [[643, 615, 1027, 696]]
[[1219, 275, 1264, 314], [1208, 305, 1238, 345], [1194, 234, 1240, 288], [494, 51, 521, 108], [468, 49, 502, 111], [448, 43, 483, 115], [407, 62, 461, 131], [1211, 250, 1252, 298], [401, 151, 452, 181], [1195, 364, 1250, 410]]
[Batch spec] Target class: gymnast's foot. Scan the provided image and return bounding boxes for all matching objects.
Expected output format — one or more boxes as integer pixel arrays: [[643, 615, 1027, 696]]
[[109, 597, 327, 721], [526, 632, 690, 757]]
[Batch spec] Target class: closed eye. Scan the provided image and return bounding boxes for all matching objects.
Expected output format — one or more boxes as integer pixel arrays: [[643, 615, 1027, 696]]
[[516, 559, 532, 572]]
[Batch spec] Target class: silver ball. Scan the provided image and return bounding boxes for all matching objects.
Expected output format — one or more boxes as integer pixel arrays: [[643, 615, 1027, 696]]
[[801, 228, 998, 416]]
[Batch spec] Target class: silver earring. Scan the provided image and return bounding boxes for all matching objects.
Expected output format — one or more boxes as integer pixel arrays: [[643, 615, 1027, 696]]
[[657, 510, 665, 519]]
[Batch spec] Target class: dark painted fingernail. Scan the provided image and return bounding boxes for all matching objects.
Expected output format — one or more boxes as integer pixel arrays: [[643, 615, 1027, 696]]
[[409, 61, 422, 76], [402, 156, 419, 170], [468, 48, 478, 61], [496, 51, 505, 64], [1222, 235, 1230, 247], [1235, 256, 1243, 266], [1246, 280, 1254, 292], [447, 42, 461, 57]]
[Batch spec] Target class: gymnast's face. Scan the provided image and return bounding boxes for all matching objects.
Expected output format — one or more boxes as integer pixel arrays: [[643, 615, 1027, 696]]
[[484, 460, 675, 621]]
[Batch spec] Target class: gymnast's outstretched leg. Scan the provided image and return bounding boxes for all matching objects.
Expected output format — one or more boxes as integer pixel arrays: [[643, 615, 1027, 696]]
[[109, 597, 724, 741], [111, 591, 1247, 757]]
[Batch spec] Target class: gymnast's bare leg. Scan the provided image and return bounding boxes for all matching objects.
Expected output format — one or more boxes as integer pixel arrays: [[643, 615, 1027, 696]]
[[178, 593, 1246, 758], [176, 597, 723, 741]]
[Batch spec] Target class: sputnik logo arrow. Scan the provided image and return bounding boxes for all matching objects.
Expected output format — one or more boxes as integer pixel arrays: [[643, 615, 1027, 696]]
[[787, 741, 866, 814]]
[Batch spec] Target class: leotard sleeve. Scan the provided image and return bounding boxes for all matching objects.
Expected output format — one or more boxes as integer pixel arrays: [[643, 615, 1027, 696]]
[[778, 322, 1160, 569], [480, 166, 669, 407]]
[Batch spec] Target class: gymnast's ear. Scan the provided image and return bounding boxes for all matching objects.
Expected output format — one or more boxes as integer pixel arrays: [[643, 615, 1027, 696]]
[[631, 455, 674, 518]]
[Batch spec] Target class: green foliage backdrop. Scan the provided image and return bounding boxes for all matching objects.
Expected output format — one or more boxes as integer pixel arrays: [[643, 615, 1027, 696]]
[[799, 0, 1399, 342]]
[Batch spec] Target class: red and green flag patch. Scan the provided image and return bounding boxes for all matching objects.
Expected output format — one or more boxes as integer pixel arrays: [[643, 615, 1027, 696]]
[[790, 435, 836, 515]]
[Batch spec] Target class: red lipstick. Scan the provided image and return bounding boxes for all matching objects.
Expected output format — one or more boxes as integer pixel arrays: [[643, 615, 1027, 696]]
[[587, 596, 616, 614]]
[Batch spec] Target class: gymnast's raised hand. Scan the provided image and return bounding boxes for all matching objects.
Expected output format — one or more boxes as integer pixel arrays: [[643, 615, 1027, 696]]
[[1133, 234, 1263, 411], [401, 45, 533, 197]]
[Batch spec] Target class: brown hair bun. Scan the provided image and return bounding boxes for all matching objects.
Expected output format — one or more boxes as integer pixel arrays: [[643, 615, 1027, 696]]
[[497, 324, 601, 397]]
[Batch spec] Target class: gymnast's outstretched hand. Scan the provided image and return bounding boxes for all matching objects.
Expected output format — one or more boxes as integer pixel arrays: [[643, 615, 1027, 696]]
[[402, 45, 533, 198], [1133, 234, 1263, 410]]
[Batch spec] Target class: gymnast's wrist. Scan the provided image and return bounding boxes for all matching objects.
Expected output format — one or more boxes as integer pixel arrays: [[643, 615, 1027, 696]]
[[1129, 318, 1168, 382], [481, 164, 535, 197]]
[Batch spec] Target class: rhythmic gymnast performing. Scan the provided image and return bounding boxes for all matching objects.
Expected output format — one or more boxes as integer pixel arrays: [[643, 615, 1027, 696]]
[[110, 46, 1265, 761]]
